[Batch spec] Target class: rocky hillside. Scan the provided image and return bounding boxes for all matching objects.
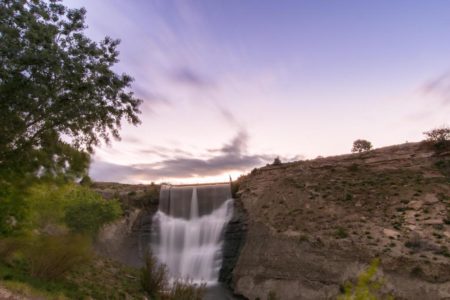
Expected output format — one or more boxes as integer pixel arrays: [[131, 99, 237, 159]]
[[232, 142, 450, 300]]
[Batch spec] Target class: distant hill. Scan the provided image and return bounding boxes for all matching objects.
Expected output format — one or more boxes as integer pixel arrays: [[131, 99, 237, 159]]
[[232, 141, 450, 300]]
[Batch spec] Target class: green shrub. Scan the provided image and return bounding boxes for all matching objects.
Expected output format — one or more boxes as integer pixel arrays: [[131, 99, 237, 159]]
[[0, 184, 28, 236], [140, 253, 168, 299], [26, 183, 72, 231], [338, 259, 393, 300], [64, 187, 122, 235], [166, 280, 206, 300], [140, 252, 206, 300], [335, 227, 348, 239], [0, 237, 25, 265], [79, 175, 93, 187], [23, 235, 92, 280]]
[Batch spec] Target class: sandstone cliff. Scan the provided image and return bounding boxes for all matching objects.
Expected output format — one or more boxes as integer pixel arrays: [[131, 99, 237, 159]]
[[232, 142, 450, 300]]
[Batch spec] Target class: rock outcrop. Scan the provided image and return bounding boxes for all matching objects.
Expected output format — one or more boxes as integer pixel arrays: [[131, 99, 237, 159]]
[[93, 183, 160, 267], [232, 142, 450, 299], [219, 197, 248, 285]]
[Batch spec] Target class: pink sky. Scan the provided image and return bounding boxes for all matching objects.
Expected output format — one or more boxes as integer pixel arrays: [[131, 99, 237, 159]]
[[66, 0, 450, 183]]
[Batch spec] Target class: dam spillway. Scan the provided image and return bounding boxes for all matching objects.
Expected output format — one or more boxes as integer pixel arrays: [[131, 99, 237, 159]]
[[151, 183, 233, 284]]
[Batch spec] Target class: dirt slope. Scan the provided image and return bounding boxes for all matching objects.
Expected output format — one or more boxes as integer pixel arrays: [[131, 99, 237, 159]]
[[232, 142, 450, 300]]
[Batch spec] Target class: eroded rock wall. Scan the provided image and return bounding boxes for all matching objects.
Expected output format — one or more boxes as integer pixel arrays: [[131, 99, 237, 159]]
[[232, 143, 450, 300], [219, 198, 248, 286]]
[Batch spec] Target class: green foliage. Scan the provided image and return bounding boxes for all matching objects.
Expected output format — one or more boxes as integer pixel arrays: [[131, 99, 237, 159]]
[[0, 236, 25, 264], [138, 183, 161, 209], [0, 261, 80, 299], [25, 183, 71, 231], [79, 175, 93, 187], [0, 250, 142, 299], [22, 234, 92, 280], [338, 259, 393, 300], [140, 253, 168, 299], [0, 234, 91, 281], [0, 280, 69, 300], [335, 227, 348, 239], [167, 280, 206, 300], [140, 252, 206, 300], [0, 0, 142, 182], [0, 184, 28, 236], [2, 182, 122, 237], [352, 139, 373, 153], [64, 187, 122, 235]]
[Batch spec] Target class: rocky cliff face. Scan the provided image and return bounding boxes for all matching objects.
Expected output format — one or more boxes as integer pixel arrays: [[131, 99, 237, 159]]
[[93, 183, 159, 267], [232, 142, 450, 300], [219, 198, 248, 285]]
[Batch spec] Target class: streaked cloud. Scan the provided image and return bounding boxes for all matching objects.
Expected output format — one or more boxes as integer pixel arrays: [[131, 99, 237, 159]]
[[423, 71, 450, 106], [90, 129, 302, 183], [169, 67, 214, 89]]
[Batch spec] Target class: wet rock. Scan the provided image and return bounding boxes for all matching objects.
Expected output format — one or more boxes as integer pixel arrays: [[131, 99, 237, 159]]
[[219, 198, 248, 285]]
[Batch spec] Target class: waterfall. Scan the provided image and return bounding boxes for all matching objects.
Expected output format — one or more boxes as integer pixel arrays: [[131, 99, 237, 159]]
[[151, 183, 233, 284]]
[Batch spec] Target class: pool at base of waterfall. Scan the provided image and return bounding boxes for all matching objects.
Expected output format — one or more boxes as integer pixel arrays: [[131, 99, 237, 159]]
[[204, 283, 240, 300]]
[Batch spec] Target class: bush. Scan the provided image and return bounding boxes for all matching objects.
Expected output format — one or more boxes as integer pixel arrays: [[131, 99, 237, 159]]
[[140, 253, 168, 299], [26, 183, 72, 231], [166, 280, 206, 300], [424, 127, 450, 143], [64, 187, 122, 236], [272, 157, 282, 165], [0, 184, 28, 236], [79, 175, 93, 187], [424, 127, 450, 151], [335, 227, 348, 239], [140, 252, 206, 300], [338, 259, 393, 300], [22, 234, 92, 280], [0, 237, 25, 265], [352, 139, 373, 153]]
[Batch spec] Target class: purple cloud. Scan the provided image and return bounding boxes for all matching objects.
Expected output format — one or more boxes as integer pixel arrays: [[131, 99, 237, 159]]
[[169, 67, 213, 88]]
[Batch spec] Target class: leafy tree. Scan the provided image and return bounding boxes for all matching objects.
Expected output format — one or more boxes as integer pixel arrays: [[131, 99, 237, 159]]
[[352, 139, 373, 153], [0, 0, 142, 181]]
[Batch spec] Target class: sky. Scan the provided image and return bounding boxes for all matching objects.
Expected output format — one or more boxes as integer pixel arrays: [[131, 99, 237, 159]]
[[65, 0, 450, 184]]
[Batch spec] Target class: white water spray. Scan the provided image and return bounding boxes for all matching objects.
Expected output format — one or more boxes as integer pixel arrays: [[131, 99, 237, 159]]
[[151, 184, 233, 284]]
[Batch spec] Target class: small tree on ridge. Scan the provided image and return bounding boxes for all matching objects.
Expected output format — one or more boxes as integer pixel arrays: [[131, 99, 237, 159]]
[[352, 139, 373, 153]]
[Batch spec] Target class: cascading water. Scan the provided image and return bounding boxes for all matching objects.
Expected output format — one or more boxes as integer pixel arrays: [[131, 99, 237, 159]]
[[151, 183, 233, 285]]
